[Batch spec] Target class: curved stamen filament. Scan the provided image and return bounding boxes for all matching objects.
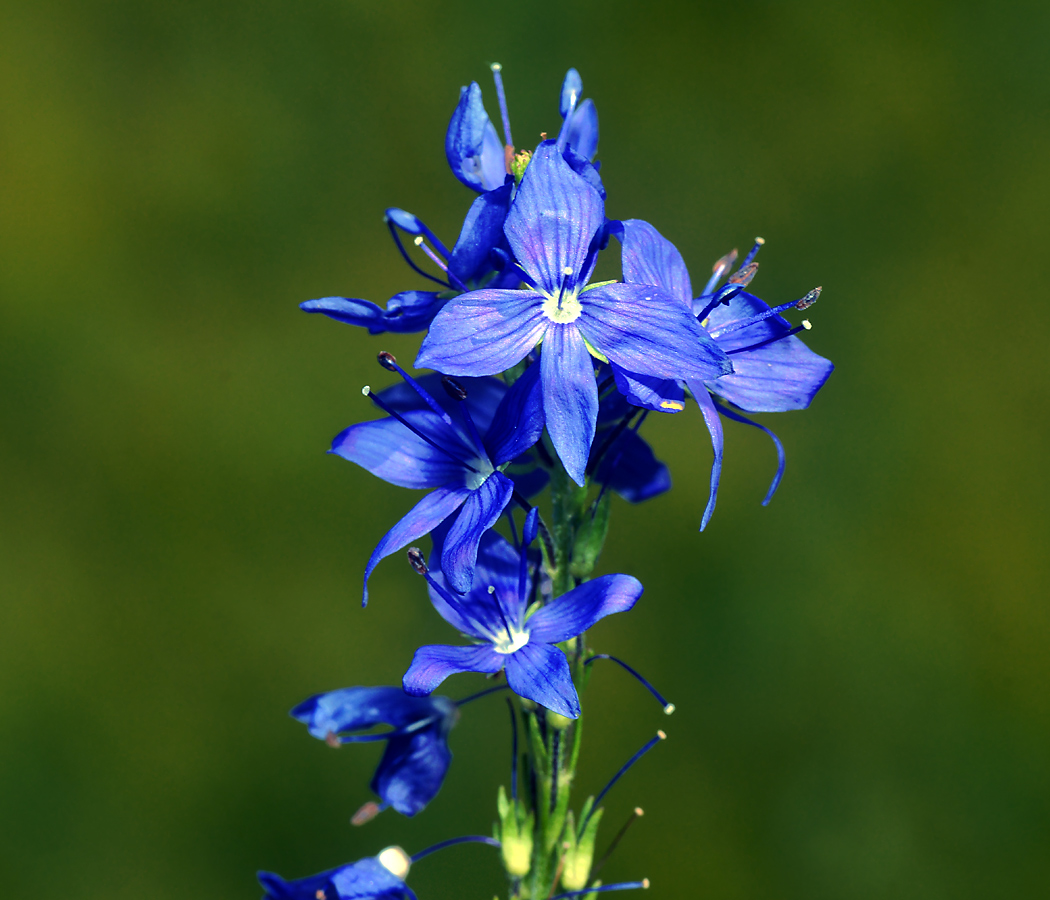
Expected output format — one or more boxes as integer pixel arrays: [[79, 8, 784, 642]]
[[584, 655, 674, 714], [454, 683, 510, 706], [579, 732, 666, 835], [726, 320, 811, 355], [378, 352, 453, 426], [409, 835, 501, 864], [490, 63, 514, 150], [414, 236, 469, 292], [715, 404, 785, 506], [363, 388, 477, 471], [549, 880, 650, 900], [700, 247, 738, 297], [385, 217, 450, 289]]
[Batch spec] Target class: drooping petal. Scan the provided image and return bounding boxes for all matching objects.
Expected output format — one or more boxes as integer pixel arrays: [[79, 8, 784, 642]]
[[618, 219, 692, 307], [441, 471, 515, 593], [290, 686, 443, 739], [688, 383, 724, 531], [504, 641, 580, 719], [564, 98, 599, 161], [483, 362, 545, 465], [301, 292, 446, 335], [373, 721, 453, 817], [504, 141, 604, 293], [448, 182, 513, 285], [330, 414, 470, 490], [416, 289, 547, 376], [403, 644, 505, 696], [541, 324, 598, 487], [362, 486, 471, 606], [578, 282, 732, 382], [527, 574, 643, 644], [330, 857, 416, 900], [592, 428, 671, 503], [609, 364, 685, 413], [446, 82, 506, 193]]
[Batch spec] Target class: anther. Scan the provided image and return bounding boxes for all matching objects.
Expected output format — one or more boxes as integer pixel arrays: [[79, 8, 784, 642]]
[[796, 286, 821, 310], [325, 731, 340, 748], [657, 730, 667, 740], [738, 237, 766, 270], [407, 547, 428, 575], [377, 846, 411, 880], [361, 385, 370, 396], [562, 266, 574, 276], [351, 801, 383, 826], [728, 261, 758, 286], [802, 319, 812, 329], [441, 375, 469, 401], [377, 351, 398, 371]]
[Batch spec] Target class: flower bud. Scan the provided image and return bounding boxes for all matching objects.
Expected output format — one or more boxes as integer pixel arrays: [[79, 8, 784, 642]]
[[495, 786, 534, 877], [561, 806, 604, 891]]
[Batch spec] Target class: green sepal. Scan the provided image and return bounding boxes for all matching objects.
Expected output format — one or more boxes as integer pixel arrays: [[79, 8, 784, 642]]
[[496, 785, 534, 877], [570, 490, 611, 580], [561, 806, 604, 890]]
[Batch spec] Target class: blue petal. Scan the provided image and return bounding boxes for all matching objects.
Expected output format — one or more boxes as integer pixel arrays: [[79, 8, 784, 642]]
[[403, 644, 505, 696], [560, 68, 583, 118], [609, 364, 685, 413], [301, 292, 446, 335], [259, 869, 337, 900], [560, 144, 606, 200], [527, 574, 643, 644], [373, 715, 454, 817], [688, 383, 724, 531], [330, 858, 414, 900], [579, 282, 732, 381], [592, 429, 671, 503], [448, 182, 514, 285], [505, 641, 580, 719], [441, 471, 515, 593], [504, 141, 604, 293], [564, 98, 599, 161], [618, 219, 692, 307], [706, 292, 833, 412], [362, 486, 471, 606], [446, 82, 506, 193], [290, 686, 445, 738], [416, 289, 547, 376], [540, 325, 598, 487], [330, 413, 470, 490], [483, 362, 545, 465]]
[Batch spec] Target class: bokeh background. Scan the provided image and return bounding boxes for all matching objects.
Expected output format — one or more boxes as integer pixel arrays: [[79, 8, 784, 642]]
[[2, 1, 1048, 897]]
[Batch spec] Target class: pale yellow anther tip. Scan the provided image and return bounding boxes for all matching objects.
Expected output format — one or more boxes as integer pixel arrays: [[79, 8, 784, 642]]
[[802, 319, 812, 330], [377, 846, 411, 880], [635, 807, 645, 816], [361, 385, 371, 396], [755, 236, 766, 245], [413, 235, 424, 246], [641, 879, 651, 889], [663, 703, 676, 715], [657, 729, 667, 740], [491, 62, 502, 72]]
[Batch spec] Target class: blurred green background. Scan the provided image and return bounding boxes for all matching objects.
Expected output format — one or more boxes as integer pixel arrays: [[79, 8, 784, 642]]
[[2, 0, 1048, 897]]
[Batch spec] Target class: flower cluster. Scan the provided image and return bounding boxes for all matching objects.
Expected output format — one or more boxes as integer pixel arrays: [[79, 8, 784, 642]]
[[262, 65, 833, 900]]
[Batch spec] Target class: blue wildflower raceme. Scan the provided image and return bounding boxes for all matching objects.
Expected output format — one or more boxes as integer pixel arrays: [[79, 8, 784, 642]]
[[417, 142, 731, 486], [614, 218, 833, 527], [402, 513, 643, 719], [333, 358, 544, 603], [291, 687, 458, 818]]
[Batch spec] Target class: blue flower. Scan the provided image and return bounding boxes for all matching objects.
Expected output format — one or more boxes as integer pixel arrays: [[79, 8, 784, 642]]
[[333, 362, 544, 603], [291, 687, 457, 818], [588, 383, 671, 504], [402, 516, 643, 719], [259, 847, 415, 900], [614, 219, 833, 528], [416, 143, 731, 487]]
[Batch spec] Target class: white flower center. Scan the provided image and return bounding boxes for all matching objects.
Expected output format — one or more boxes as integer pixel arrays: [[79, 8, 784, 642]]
[[541, 289, 582, 324], [464, 459, 494, 491], [493, 628, 530, 655]]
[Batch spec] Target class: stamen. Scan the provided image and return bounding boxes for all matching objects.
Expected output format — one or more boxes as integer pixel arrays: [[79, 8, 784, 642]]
[[695, 282, 745, 323], [715, 405, 785, 506], [550, 728, 561, 812], [727, 260, 758, 287], [711, 286, 821, 340], [490, 63, 514, 150], [700, 248, 738, 297], [384, 216, 450, 289], [408, 549, 479, 619], [584, 655, 674, 714], [513, 493, 556, 569], [586, 408, 643, 477], [454, 683, 510, 706], [738, 236, 765, 270], [363, 388, 477, 470], [441, 376, 488, 454], [579, 732, 666, 834], [378, 351, 453, 426], [385, 207, 452, 258], [409, 835, 501, 864], [335, 715, 439, 744], [590, 807, 644, 879], [350, 801, 385, 826], [506, 697, 519, 799], [488, 584, 518, 638], [549, 880, 650, 900], [414, 236, 468, 292], [726, 321, 812, 356], [506, 509, 520, 550]]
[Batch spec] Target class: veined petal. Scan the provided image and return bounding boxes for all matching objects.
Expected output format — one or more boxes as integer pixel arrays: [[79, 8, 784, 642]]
[[416, 289, 547, 376], [688, 383, 724, 532], [446, 82, 506, 193], [301, 291, 445, 335], [484, 362, 545, 465], [441, 471, 515, 594], [330, 415, 468, 490], [618, 219, 692, 307], [373, 726, 452, 817], [579, 283, 732, 382], [527, 573, 643, 644], [564, 98, 599, 161], [592, 429, 671, 503], [609, 364, 685, 413], [504, 141, 604, 292], [448, 182, 513, 284], [505, 642, 580, 719], [403, 644, 504, 696], [290, 686, 440, 738], [541, 325, 598, 487], [362, 486, 471, 606]]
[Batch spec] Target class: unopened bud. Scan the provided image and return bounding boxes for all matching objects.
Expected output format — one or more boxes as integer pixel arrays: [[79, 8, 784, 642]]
[[441, 375, 468, 401], [351, 801, 382, 826], [795, 286, 821, 310], [728, 261, 758, 286], [377, 351, 398, 370], [407, 548, 428, 575]]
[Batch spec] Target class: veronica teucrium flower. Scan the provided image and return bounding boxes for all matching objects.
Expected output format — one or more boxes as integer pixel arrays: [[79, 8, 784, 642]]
[[416, 142, 731, 485], [615, 218, 833, 527], [291, 687, 457, 817], [334, 368, 544, 603], [403, 522, 643, 719], [259, 847, 415, 900]]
